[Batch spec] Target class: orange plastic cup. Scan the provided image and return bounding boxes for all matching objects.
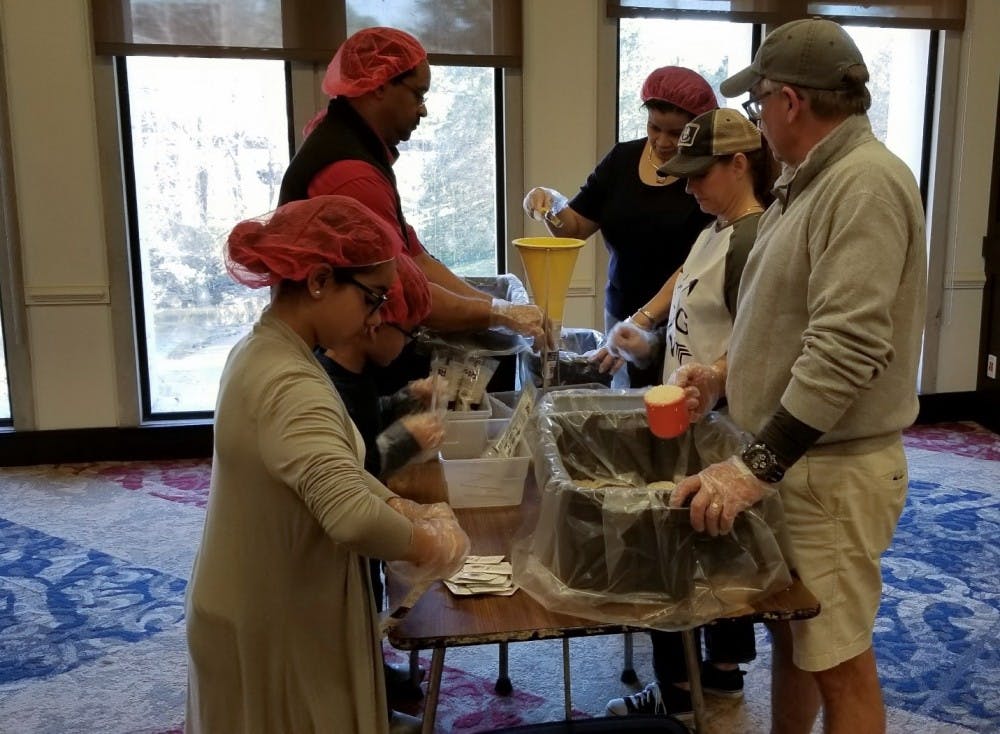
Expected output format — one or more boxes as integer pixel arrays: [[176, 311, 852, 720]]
[[644, 384, 690, 439]]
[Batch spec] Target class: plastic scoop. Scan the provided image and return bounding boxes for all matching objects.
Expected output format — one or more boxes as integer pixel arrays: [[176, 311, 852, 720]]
[[644, 384, 689, 439]]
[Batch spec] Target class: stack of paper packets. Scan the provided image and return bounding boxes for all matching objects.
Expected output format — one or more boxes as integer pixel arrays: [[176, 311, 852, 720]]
[[443, 555, 516, 596]]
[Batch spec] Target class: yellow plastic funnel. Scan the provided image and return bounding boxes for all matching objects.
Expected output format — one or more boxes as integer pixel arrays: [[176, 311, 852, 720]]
[[513, 237, 585, 323]]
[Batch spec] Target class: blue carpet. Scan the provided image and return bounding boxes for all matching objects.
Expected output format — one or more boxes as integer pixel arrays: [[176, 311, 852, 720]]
[[0, 518, 187, 685], [0, 435, 996, 732], [878, 476, 1000, 731]]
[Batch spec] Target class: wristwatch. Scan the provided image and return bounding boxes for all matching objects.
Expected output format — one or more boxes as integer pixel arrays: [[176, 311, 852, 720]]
[[741, 441, 786, 483]]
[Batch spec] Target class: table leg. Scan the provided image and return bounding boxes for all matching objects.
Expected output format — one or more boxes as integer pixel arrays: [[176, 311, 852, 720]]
[[495, 642, 512, 695], [421, 648, 446, 734], [621, 631, 638, 684], [562, 638, 572, 719], [681, 629, 705, 733], [409, 649, 421, 683]]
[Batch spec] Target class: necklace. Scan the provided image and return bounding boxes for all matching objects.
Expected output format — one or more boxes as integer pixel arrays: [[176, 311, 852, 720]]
[[718, 205, 764, 229], [645, 144, 669, 184]]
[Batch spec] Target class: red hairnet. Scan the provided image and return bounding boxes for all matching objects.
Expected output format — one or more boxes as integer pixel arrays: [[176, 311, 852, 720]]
[[225, 195, 403, 289], [322, 27, 427, 99], [641, 66, 718, 117], [381, 252, 431, 330]]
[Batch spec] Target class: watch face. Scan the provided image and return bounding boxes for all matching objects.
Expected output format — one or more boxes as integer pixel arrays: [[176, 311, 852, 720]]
[[742, 443, 782, 481], [745, 446, 773, 472]]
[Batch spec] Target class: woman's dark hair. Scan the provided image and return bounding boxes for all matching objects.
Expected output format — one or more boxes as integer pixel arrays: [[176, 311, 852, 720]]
[[331, 263, 385, 283], [642, 99, 694, 119], [278, 262, 384, 293], [715, 137, 778, 207]]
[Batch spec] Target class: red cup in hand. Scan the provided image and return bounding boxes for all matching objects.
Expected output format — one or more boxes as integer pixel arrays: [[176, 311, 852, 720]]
[[644, 384, 690, 439]]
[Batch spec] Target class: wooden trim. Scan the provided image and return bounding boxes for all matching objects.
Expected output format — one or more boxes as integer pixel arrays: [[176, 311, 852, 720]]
[[1, 392, 995, 467], [914, 390, 995, 427], [0, 424, 213, 467]]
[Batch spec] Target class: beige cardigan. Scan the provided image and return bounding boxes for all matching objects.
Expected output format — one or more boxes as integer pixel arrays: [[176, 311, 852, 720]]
[[186, 309, 412, 734]]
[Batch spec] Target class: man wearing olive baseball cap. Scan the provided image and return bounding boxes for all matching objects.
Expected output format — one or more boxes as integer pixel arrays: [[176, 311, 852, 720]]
[[668, 18, 927, 734]]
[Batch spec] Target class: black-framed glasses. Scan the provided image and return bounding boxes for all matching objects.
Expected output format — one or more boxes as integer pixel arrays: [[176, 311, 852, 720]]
[[397, 79, 429, 107], [742, 90, 774, 122], [344, 276, 389, 316]]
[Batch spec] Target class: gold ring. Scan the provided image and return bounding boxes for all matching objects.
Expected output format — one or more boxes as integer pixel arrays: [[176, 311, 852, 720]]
[[710, 501, 722, 512]]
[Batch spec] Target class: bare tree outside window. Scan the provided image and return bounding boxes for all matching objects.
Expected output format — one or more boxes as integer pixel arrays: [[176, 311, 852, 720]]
[[619, 20, 928, 184], [618, 18, 753, 142], [394, 65, 499, 276], [126, 57, 286, 415]]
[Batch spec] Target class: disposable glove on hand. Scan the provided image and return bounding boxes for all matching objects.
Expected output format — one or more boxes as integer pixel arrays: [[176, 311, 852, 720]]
[[388, 515, 470, 587], [668, 456, 770, 536], [606, 320, 658, 368], [399, 412, 445, 451], [667, 362, 725, 423], [407, 376, 448, 409], [387, 497, 456, 523], [522, 186, 568, 224], [490, 298, 545, 341]]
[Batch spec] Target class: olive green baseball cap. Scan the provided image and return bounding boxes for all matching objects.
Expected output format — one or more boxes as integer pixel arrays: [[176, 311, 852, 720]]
[[658, 108, 761, 178], [719, 18, 867, 97]]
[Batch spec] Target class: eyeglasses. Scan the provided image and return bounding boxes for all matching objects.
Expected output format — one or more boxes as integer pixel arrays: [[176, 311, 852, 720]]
[[397, 79, 428, 107], [344, 276, 389, 316], [742, 90, 774, 122]]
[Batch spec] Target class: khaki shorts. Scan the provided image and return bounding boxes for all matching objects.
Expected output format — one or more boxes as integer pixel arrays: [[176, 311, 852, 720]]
[[779, 439, 908, 672]]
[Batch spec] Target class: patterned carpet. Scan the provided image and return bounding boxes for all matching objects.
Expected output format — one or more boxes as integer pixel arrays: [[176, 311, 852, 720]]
[[0, 422, 997, 733]]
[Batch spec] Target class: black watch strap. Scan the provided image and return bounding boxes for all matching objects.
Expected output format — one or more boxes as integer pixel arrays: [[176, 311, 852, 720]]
[[741, 441, 786, 483]]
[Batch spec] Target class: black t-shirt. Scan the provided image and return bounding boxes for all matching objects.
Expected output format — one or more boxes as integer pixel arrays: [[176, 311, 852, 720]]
[[570, 138, 713, 321]]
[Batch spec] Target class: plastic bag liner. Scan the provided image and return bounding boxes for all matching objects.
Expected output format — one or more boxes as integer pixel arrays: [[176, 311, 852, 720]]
[[519, 328, 613, 388], [511, 389, 792, 632]]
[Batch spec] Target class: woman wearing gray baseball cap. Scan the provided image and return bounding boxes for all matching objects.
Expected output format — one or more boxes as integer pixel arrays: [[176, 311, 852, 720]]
[[604, 107, 776, 722]]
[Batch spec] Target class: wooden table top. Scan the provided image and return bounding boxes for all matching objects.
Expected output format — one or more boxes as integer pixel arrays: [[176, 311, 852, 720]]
[[385, 460, 820, 651]]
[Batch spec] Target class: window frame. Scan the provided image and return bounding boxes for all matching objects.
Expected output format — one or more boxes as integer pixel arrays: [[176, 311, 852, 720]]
[[115, 56, 510, 421]]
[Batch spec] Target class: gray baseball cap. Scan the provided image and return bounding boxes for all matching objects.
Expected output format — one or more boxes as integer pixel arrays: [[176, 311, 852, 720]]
[[658, 108, 761, 178], [720, 18, 867, 98]]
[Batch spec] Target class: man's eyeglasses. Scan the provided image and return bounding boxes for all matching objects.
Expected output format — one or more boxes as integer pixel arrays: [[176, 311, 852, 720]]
[[397, 79, 428, 107], [344, 276, 389, 316], [742, 90, 774, 122]]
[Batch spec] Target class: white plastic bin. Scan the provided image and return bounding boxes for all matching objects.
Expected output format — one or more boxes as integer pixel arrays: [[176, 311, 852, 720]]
[[440, 419, 530, 508]]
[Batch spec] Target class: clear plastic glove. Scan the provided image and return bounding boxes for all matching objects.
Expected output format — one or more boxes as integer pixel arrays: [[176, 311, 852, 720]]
[[668, 455, 769, 536], [522, 186, 568, 225], [606, 320, 658, 369], [388, 497, 456, 522], [407, 376, 448, 409], [667, 362, 725, 423], [490, 298, 545, 341], [398, 412, 445, 452], [388, 515, 470, 587]]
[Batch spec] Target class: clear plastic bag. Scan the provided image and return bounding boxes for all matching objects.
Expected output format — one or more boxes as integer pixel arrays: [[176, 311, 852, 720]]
[[511, 389, 791, 631]]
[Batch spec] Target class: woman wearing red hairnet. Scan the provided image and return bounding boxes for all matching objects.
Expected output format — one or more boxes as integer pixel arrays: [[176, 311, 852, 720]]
[[523, 66, 717, 389], [184, 195, 467, 734]]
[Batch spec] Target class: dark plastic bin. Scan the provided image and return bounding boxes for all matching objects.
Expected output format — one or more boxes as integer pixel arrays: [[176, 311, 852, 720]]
[[519, 328, 612, 388]]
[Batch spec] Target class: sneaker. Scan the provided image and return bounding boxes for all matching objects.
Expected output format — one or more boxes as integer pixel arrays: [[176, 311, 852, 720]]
[[699, 662, 746, 698], [605, 681, 693, 722]]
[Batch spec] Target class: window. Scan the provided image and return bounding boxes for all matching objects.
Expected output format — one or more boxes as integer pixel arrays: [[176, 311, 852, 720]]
[[841, 26, 931, 185], [618, 18, 754, 142], [619, 19, 932, 191], [121, 57, 288, 417], [393, 65, 501, 276]]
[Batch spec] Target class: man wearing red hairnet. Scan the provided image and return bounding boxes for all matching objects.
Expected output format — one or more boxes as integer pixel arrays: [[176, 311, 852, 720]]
[[280, 27, 544, 355]]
